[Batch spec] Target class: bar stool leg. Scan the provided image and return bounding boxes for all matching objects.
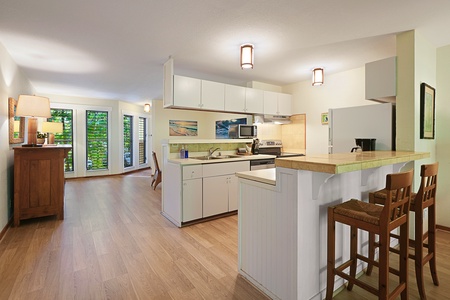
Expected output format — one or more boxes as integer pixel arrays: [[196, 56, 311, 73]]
[[415, 206, 427, 300], [366, 231, 375, 275], [326, 207, 336, 300], [429, 204, 439, 286], [378, 230, 389, 300], [347, 226, 357, 291], [400, 222, 409, 299]]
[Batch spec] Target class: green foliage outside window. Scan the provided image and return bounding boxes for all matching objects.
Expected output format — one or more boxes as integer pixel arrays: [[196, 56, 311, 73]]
[[49, 109, 74, 172], [86, 111, 108, 170], [123, 115, 133, 168]]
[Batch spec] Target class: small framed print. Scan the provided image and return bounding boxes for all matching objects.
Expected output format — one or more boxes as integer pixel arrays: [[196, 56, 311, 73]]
[[420, 83, 435, 139], [321, 112, 329, 125]]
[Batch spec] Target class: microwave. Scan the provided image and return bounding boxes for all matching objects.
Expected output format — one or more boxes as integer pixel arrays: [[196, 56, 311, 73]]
[[228, 124, 257, 139]]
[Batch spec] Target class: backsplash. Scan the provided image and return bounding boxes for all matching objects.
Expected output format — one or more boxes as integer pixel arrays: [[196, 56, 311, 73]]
[[169, 142, 250, 153]]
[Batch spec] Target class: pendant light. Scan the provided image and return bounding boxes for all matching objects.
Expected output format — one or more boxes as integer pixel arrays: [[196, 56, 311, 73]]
[[240, 44, 254, 69], [312, 68, 324, 86]]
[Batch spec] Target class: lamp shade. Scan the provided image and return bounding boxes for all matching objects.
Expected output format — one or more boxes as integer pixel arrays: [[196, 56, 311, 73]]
[[42, 121, 63, 133], [312, 68, 324, 86], [240, 44, 254, 69], [144, 103, 151, 112], [16, 95, 51, 118]]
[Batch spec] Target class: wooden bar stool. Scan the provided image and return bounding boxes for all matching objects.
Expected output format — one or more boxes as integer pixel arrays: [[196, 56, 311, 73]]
[[151, 151, 162, 190], [326, 170, 413, 300], [366, 162, 439, 299]]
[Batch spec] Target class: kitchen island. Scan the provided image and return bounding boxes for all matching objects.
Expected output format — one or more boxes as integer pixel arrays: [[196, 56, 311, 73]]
[[236, 151, 429, 300]]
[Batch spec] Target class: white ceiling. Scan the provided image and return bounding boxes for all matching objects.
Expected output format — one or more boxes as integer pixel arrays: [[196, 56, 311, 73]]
[[2, 0, 450, 105]]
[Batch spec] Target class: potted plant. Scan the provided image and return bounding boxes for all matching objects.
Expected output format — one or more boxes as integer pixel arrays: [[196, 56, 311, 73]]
[[36, 131, 47, 144]]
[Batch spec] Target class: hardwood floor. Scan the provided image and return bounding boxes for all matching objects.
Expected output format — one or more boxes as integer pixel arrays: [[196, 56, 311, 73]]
[[0, 171, 448, 299]]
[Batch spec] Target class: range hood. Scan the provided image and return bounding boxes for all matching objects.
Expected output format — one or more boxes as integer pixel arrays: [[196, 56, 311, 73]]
[[262, 115, 291, 124]]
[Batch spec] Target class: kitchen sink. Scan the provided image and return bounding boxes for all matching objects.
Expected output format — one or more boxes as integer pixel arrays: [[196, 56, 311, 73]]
[[191, 155, 242, 160]]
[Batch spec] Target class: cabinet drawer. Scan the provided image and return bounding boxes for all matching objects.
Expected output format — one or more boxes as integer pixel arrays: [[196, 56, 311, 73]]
[[203, 161, 249, 177], [183, 165, 203, 179]]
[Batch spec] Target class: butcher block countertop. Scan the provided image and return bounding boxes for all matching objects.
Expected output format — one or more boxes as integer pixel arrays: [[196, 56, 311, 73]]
[[275, 151, 430, 174]]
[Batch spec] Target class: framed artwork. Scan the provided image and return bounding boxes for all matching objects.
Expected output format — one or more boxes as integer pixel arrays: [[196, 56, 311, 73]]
[[215, 117, 247, 139], [169, 120, 198, 136], [321, 112, 329, 125], [8, 97, 25, 144], [420, 83, 435, 139]]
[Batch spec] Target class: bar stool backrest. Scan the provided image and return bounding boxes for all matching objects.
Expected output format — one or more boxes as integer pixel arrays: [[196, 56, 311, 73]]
[[416, 162, 438, 211], [382, 170, 413, 229]]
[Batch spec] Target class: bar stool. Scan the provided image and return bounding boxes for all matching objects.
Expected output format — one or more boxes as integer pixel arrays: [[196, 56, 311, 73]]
[[366, 162, 439, 299], [326, 170, 413, 300]]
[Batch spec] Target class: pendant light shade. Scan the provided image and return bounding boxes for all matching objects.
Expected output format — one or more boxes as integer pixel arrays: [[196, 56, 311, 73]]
[[312, 68, 324, 86], [144, 103, 151, 112], [240, 44, 254, 69]]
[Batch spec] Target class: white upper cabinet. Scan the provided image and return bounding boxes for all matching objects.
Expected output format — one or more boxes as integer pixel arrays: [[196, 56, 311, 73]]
[[201, 80, 225, 111], [163, 58, 174, 107], [224, 85, 264, 114], [365, 56, 396, 103], [277, 93, 292, 116], [245, 88, 264, 114], [173, 75, 201, 108], [263, 91, 292, 116], [224, 84, 246, 112]]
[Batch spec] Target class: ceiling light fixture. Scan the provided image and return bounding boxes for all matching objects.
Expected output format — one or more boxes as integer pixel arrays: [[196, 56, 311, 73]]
[[15, 95, 51, 146], [240, 44, 254, 69], [312, 68, 324, 86], [144, 103, 151, 112]]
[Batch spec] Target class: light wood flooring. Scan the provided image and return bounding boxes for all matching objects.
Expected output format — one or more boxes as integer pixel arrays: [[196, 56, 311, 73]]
[[0, 170, 449, 299]]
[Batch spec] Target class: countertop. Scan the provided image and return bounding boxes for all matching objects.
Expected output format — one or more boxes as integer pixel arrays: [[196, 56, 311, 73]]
[[168, 154, 276, 165], [275, 151, 430, 174], [235, 168, 276, 185]]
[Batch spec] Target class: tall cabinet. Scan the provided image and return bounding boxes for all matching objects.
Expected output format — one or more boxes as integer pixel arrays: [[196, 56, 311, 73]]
[[13, 146, 71, 226]]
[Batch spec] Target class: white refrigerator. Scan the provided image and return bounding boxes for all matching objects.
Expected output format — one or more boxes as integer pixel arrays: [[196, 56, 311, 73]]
[[328, 103, 395, 153]]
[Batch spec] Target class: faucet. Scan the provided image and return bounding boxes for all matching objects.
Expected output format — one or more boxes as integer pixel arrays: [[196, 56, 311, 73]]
[[208, 147, 221, 157]]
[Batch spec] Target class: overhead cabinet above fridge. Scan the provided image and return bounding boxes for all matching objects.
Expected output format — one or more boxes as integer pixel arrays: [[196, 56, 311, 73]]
[[365, 56, 397, 103]]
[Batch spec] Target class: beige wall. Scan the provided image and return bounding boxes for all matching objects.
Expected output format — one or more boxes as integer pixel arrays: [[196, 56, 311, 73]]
[[436, 45, 450, 227], [283, 67, 377, 155], [0, 42, 35, 229]]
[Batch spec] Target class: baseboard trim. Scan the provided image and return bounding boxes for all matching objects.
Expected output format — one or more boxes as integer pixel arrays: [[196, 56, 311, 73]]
[[0, 218, 12, 242], [437, 224, 450, 232]]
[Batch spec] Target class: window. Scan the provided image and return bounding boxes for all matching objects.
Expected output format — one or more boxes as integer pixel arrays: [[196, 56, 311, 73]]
[[123, 115, 133, 168], [139, 117, 147, 165], [86, 110, 108, 170], [49, 109, 74, 172]]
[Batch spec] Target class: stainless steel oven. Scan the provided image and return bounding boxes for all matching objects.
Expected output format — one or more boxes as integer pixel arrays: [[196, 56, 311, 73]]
[[258, 140, 305, 158]]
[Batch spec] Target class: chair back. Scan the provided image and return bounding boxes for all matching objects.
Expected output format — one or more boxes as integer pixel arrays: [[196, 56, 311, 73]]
[[416, 162, 438, 211], [152, 151, 161, 173], [381, 170, 413, 229]]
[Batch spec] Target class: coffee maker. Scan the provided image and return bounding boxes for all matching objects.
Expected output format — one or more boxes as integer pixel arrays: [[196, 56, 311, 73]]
[[251, 138, 259, 154]]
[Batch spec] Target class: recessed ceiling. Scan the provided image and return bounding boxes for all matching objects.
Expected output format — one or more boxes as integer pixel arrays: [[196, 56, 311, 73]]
[[1, 0, 450, 105]]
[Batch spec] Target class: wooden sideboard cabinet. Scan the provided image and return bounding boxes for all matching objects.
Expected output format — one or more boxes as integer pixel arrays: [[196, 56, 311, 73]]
[[13, 146, 71, 226]]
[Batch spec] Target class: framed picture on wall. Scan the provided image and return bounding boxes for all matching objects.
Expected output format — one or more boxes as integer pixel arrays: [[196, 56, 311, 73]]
[[321, 112, 329, 125], [420, 83, 435, 139]]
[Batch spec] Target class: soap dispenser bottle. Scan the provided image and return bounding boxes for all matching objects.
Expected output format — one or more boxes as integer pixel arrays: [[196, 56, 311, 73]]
[[180, 145, 185, 158]]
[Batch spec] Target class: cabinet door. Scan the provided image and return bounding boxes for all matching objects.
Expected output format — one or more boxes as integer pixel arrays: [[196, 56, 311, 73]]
[[201, 80, 225, 111], [173, 75, 201, 108], [203, 175, 228, 217], [224, 84, 246, 112], [245, 88, 264, 114], [263, 91, 278, 115], [277, 93, 292, 116], [182, 178, 203, 222], [228, 175, 239, 211]]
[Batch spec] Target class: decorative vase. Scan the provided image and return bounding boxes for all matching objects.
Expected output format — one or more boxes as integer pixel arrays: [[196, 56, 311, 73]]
[[36, 138, 45, 144]]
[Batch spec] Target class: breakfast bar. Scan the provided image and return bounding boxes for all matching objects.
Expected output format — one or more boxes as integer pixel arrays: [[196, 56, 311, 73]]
[[236, 151, 429, 300]]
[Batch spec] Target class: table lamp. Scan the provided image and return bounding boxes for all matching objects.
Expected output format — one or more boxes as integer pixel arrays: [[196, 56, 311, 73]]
[[15, 95, 51, 146], [42, 121, 63, 145]]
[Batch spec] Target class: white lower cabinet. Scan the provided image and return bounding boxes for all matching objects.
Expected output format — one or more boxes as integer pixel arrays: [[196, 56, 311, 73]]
[[182, 178, 203, 222], [203, 175, 229, 217], [162, 160, 250, 227]]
